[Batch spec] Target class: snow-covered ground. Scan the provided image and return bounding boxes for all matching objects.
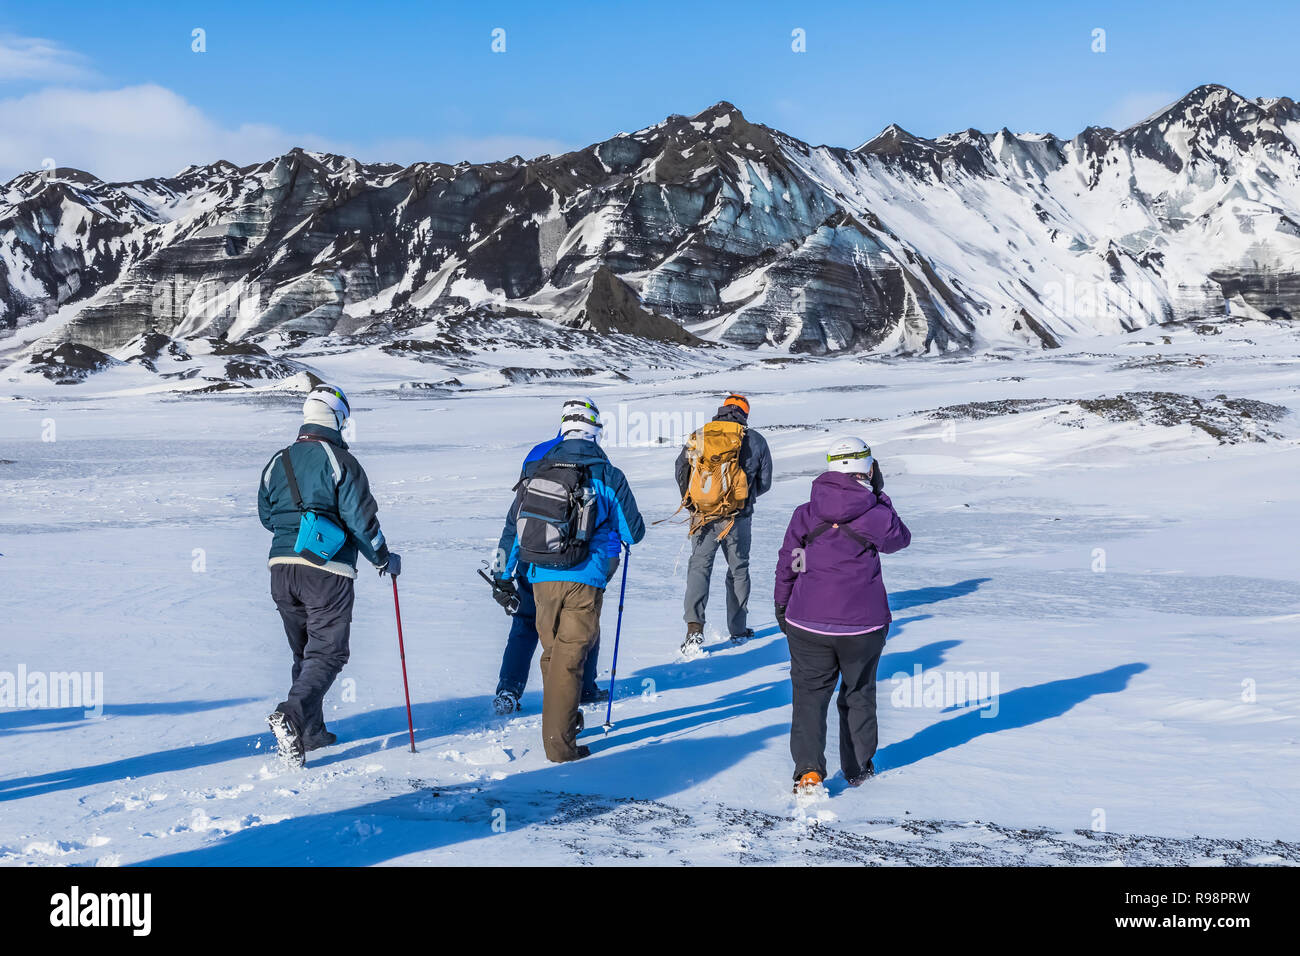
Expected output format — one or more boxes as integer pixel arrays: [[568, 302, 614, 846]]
[[2, 318, 1299, 866]]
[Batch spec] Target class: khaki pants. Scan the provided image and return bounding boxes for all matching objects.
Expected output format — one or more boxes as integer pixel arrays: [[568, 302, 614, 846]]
[[533, 580, 604, 762]]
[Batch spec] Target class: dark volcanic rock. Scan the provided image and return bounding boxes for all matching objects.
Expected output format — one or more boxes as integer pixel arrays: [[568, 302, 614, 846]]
[[27, 342, 119, 382], [926, 398, 1060, 420], [927, 391, 1289, 444], [562, 267, 701, 345], [1077, 391, 1288, 442], [499, 366, 630, 384], [380, 337, 472, 360], [119, 330, 194, 372]]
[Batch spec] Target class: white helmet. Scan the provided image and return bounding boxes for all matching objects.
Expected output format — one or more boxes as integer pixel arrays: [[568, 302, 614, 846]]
[[560, 397, 603, 441], [826, 436, 874, 474], [303, 383, 351, 430]]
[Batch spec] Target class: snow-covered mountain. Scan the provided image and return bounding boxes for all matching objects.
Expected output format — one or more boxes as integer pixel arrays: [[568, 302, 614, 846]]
[[2, 84, 1298, 365]]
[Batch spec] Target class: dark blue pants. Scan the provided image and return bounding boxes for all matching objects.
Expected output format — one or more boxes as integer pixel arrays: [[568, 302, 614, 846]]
[[271, 564, 353, 744], [496, 577, 600, 699]]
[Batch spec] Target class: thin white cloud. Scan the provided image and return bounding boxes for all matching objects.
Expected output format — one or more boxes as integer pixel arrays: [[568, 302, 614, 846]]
[[0, 84, 573, 182], [1104, 91, 1180, 131], [0, 84, 335, 181], [0, 34, 95, 83]]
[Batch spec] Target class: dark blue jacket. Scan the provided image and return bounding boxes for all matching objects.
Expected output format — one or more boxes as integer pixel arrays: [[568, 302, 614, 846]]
[[258, 424, 390, 570]]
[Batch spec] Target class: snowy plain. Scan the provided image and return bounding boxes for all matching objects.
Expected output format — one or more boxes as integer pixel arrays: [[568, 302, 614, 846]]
[[1, 317, 1299, 866]]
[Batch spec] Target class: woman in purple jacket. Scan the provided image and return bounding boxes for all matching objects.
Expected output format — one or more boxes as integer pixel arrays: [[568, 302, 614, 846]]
[[774, 437, 911, 793]]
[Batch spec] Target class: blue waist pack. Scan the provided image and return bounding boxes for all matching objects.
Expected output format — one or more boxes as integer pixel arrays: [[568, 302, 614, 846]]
[[281, 444, 347, 566], [293, 510, 348, 565]]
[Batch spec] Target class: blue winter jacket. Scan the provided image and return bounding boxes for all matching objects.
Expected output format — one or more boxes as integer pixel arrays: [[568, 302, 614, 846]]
[[257, 423, 390, 570], [501, 438, 645, 590]]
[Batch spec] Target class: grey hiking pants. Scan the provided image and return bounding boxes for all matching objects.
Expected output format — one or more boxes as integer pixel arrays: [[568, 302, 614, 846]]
[[683, 513, 751, 636], [271, 563, 354, 743]]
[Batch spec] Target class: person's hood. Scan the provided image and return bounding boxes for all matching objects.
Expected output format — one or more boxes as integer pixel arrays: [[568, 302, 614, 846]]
[[713, 404, 748, 426], [297, 423, 347, 449], [809, 470, 877, 523], [545, 437, 609, 466]]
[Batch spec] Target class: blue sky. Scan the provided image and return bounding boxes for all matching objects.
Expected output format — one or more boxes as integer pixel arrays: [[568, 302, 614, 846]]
[[1, 0, 1297, 179]]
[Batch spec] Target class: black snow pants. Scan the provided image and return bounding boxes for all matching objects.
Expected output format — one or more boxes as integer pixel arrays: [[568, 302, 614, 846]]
[[786, 623, 888, 782], [271, 563, 354, 743]]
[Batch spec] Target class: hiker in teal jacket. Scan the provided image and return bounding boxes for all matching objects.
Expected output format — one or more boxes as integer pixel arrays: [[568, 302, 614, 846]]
[[257, 384, 400, 767], [498, 398, 645, 762]]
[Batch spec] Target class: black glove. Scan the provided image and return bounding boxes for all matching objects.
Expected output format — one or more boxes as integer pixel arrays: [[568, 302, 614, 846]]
[[870, 462, 885, 495], [492, 577, 521, 616], [775, 603, 788, 634], [378, 553, 401, 577]]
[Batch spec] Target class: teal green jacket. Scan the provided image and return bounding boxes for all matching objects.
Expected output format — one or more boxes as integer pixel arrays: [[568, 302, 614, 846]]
[[257, 424, 390, 570]]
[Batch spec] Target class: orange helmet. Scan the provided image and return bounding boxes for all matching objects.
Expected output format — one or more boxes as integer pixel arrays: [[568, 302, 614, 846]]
[[722, 392, 750, 416]]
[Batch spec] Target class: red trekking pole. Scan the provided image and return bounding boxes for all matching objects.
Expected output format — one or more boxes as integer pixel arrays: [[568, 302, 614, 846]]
[[390, 576, 417, 753]]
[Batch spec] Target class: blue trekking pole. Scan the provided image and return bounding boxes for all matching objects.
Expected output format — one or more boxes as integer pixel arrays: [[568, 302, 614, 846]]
[[603, 543, 631, 734]]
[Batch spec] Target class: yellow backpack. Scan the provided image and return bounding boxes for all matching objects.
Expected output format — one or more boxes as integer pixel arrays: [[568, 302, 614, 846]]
[[681, 420, 749, 539]]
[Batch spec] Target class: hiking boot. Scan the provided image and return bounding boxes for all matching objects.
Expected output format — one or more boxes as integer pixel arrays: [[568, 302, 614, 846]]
[[580, 685, 610, 705], [846, 762, 875, 787], [729, 628, 754, 645], [680, 622, 705, 657], [793, 770, 824, 795], [267, 708, 305, 768], [492, 689, 521, 716], [303, 730, 338, 752]]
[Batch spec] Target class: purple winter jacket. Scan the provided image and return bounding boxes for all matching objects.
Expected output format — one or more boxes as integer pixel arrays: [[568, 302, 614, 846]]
[[774, 471, 911, 635]]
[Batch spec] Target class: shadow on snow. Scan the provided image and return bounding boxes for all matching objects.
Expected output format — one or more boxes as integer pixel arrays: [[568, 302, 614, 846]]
[[0, 579, 987, 803]]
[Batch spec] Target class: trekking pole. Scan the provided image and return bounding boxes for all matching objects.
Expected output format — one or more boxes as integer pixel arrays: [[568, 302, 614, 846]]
[[390, 576, 417, 753], [603, 544, 631, 734]]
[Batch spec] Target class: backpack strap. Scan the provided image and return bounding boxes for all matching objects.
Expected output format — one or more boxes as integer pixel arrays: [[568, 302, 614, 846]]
[[839, 524, 877, 556], [800, 521, 834, 548], [280, 445, 306, 513], [800, 521, 876, 556]]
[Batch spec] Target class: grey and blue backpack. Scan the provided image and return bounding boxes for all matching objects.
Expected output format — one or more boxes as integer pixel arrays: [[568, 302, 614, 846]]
[[514, 460, 596, 569]]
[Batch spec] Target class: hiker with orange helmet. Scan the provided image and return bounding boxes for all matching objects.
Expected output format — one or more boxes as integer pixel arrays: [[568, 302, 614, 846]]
[[674, 392, 772, 656]]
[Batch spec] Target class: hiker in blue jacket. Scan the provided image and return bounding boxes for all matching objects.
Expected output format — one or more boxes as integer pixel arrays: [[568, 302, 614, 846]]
[[257, 384, 400, 767], [489, 420, 607, 715], [495, 398, 645, 762]]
